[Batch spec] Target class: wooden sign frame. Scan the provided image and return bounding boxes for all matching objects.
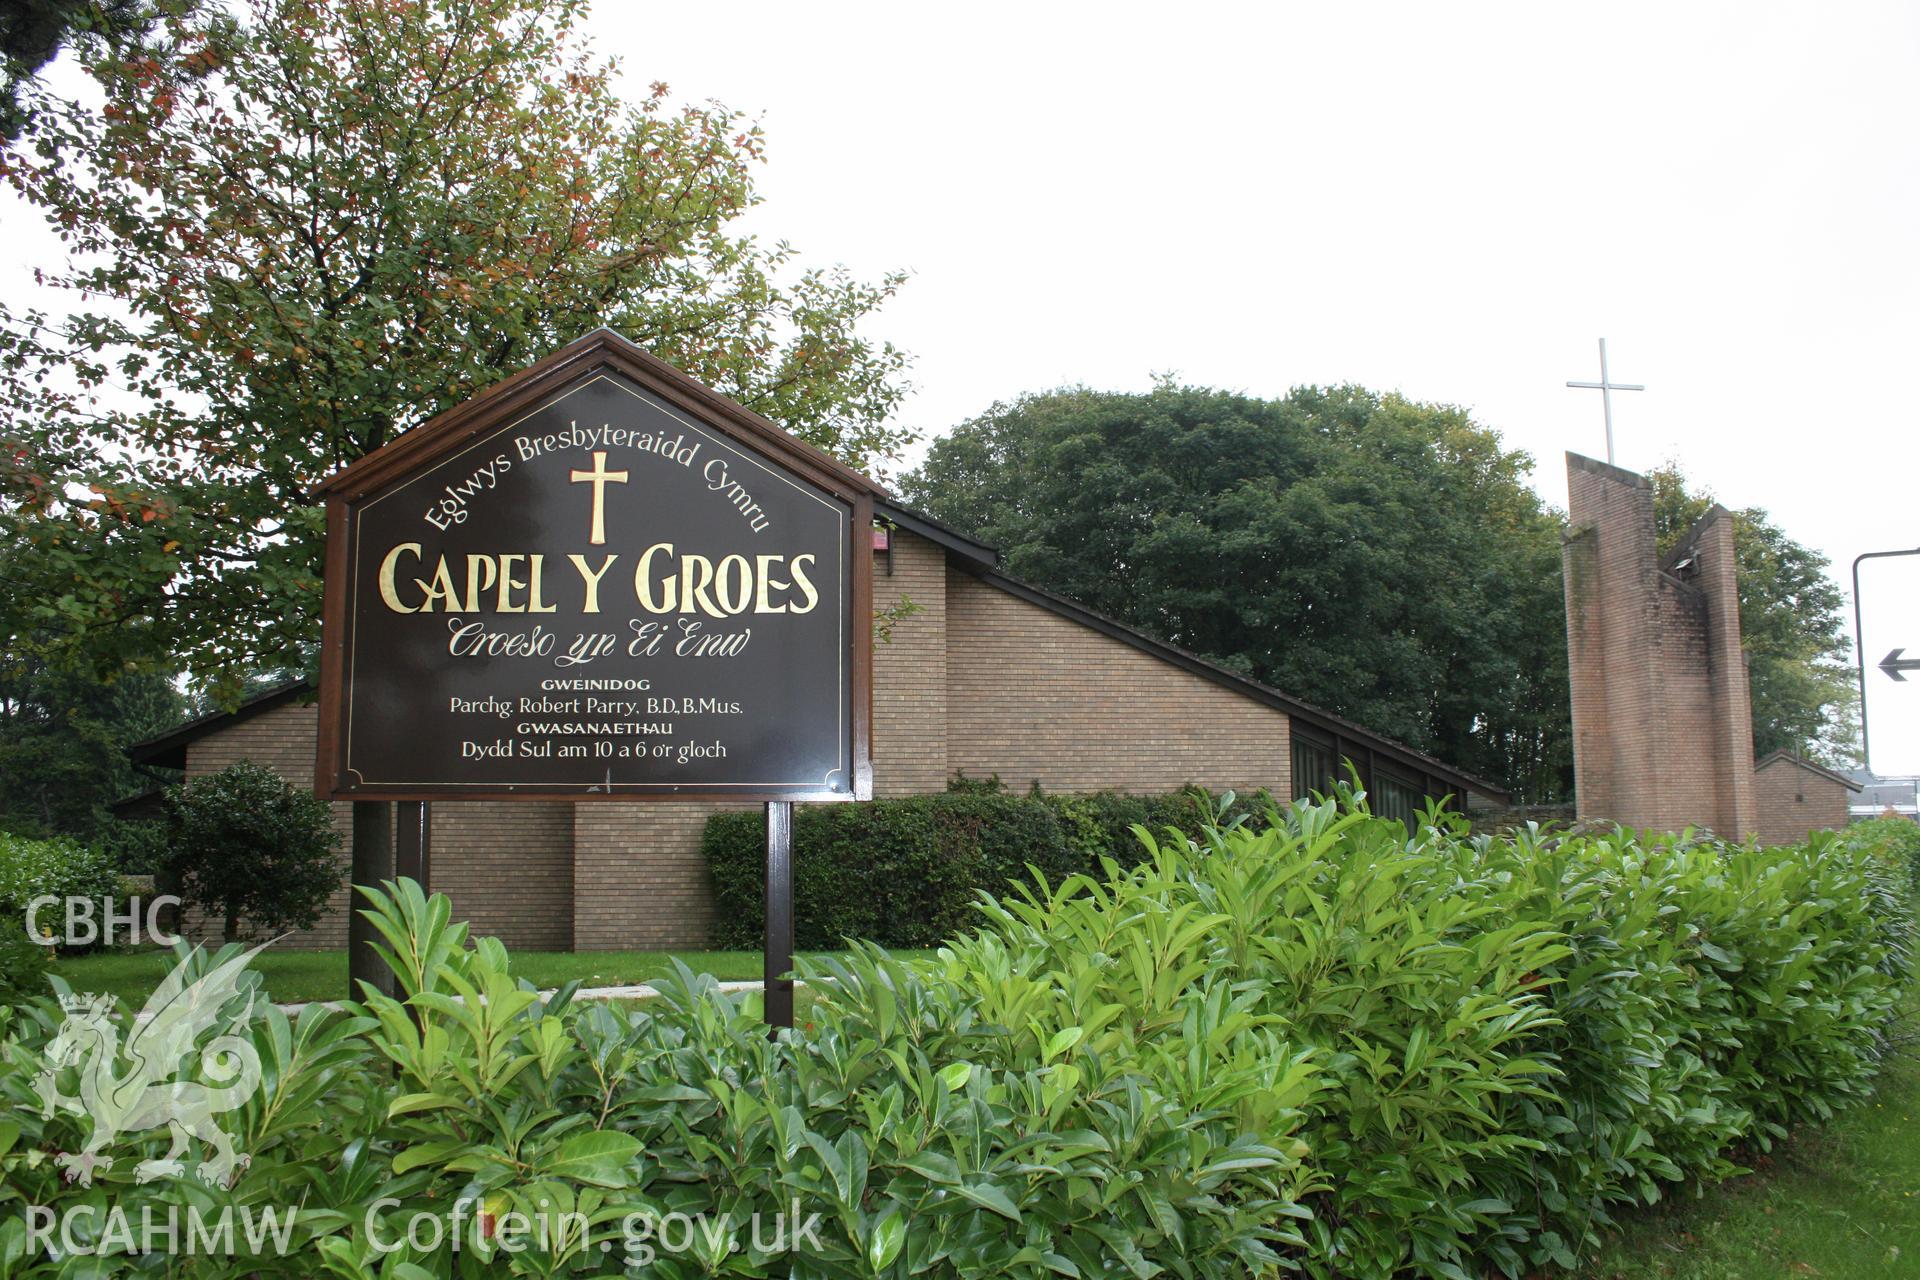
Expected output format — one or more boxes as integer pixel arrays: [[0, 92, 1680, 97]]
[[312, 328, 875, 806]]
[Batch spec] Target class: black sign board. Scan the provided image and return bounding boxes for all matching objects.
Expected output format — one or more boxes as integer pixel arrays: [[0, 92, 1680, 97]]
[[315, 330, 874, 803]]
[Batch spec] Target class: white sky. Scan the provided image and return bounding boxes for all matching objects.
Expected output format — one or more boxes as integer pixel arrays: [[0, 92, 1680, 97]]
[[7, 2, 1918, 674], [587, 1, 1920, 597]]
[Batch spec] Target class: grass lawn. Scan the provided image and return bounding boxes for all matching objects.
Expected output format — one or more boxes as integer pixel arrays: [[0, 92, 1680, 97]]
[[1582, 1032, 1920, 1279], [47, 947, 937, 1006]]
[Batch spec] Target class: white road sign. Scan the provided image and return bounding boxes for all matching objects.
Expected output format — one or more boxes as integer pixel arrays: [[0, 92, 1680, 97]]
[[1855, 547, 1920, 777]]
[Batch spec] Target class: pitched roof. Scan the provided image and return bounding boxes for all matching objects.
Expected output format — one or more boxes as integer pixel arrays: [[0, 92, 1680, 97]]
[[128, 679, 311, 771], [874, 497, 996, 569], [975, 568, 1507, 801], [873, 498, 1508, 801], [1754, 749, 1864, 792], [1845, 770, 1918, 812]]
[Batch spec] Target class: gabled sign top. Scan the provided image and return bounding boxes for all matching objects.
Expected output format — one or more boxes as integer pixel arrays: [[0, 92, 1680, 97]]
[[313, 327, 885, 505], [314, 329, 875, 802]]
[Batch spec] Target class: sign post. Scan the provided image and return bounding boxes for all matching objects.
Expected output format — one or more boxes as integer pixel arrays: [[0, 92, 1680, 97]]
[[394, 801, 431, 890], [314, 330, 873, 1026], [1853, 546, 1920, 779], [347, 802, 394, 1000], [764, 800, 795, 1027]]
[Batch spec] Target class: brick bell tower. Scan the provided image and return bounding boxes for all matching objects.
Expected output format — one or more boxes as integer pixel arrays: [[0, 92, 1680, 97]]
[[1561, 453, 1757, 838]]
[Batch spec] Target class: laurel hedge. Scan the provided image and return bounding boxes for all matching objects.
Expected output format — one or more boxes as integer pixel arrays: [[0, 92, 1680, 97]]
[[700, 784, 1238, 949], [0, 830, 121, 924], [808, 803, 1913, 1277], [0, 831, 121, 995], [0, 805, 1910, 1277], [1847, 813, 1920, 894]]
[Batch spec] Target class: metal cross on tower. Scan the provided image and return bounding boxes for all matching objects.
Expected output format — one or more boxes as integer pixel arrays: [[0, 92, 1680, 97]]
[[1565, 338, 1644, 465]]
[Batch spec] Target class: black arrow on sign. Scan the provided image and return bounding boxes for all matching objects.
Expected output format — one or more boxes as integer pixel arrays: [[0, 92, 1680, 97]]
[[1882, 648, 1920, 682]]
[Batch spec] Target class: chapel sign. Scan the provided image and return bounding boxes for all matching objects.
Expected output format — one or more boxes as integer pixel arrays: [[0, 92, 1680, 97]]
[[313, 329, 874, 802]]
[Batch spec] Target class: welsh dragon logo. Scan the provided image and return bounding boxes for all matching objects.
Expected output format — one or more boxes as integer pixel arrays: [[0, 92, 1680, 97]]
[[34, 944, 268, 1188]]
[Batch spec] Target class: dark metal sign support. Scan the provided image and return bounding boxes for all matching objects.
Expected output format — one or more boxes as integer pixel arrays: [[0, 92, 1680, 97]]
[[348, 802, 395, 1000], [764, 800, 795, 1030], [395, 800, 432, 891]]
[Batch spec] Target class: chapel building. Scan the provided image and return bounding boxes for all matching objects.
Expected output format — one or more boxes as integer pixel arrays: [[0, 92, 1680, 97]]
[[133, 509, 1507, 951]]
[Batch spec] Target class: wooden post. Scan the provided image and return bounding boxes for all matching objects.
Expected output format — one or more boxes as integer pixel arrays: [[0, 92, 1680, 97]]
[[348, 801, 395, 1001], [395, 801, 431, 891], [764, 800, 794, 1030]]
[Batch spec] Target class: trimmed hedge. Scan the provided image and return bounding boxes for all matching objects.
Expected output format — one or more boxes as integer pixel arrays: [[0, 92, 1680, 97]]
[[1847, 814, 1920, 891], [0, 829, 120, 995], [891, 804, 1915, 1277], [0, 805, 1909, 1277], [701, 785, 1236, 948], [0, 829, 120, 933]]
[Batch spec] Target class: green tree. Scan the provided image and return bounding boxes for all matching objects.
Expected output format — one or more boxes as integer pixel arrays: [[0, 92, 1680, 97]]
[[901, 383, 1572, 800], [1647, 463, 1858, 766], [0, 1, 198, 137], [167, 759, 342, 941], [0, 653, 183, 838], [0, 0, 911, 700]]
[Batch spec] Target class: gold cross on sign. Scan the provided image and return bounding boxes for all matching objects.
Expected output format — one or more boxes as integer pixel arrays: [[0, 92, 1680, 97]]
[[569, 450, 628, 546]]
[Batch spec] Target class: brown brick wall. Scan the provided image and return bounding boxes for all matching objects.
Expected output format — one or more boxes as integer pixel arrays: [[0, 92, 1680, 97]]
[[1694, 508, 1758, 836], [571, 802, 741, 950], [1753, 759, 1852, 846], [1563, 453, 1756, 838], [185, 702, 575, 950], [1564, 456, 1663, 829], [871, 532, 949, 797], [944, 569, 1290, 794], [431, 804, 574, 950], [1652, 574, 1722, 829]]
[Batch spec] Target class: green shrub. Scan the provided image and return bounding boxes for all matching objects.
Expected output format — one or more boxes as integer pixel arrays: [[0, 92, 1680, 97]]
[[0, 805, 1907, 1278], [705, 792, 1065, 948], [1445, 821, 1910, 1273], [0, 879, 1315, 1277], [704, 785, 1239, 949], [167, 761, 344, 941], [98, 815, 171, 875], [0, 829, 120, 929], [0, 915, 51, 1000], [897, 801, 1912, 1278], [1846, 814, 1920, 895]]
